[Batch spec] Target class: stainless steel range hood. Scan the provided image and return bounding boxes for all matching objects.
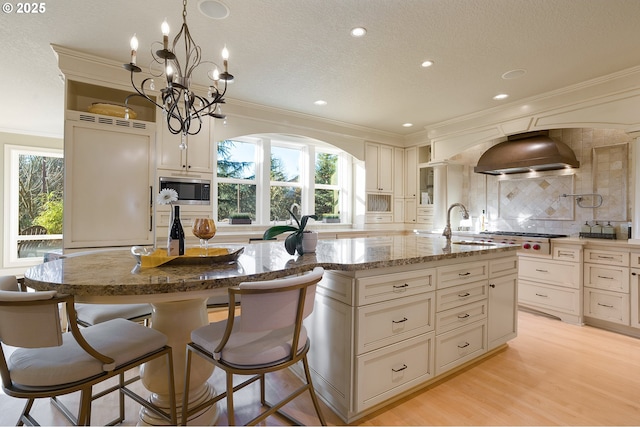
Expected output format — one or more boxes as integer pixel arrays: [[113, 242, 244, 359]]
[[474, 132, 580, 175]]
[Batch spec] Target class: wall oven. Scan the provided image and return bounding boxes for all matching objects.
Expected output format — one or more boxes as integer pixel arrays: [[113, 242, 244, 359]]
[[159, 177, 211, 205]]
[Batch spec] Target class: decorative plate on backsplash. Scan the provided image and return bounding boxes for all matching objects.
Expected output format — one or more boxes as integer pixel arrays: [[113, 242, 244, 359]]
[[88, 102, 137, 119]]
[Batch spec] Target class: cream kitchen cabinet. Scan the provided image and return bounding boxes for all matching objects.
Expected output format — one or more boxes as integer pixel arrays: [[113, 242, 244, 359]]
[[157, 114, 213, 173], [518, 244, 583, 324], [365, 142, 393, 193], [404, 147, 418, 200], [631, 268, 640, 329], [63, 115, 155, 249], [304, 250, 518, 423], [487, 257, 518, 349], [583, 248, 630, 325]]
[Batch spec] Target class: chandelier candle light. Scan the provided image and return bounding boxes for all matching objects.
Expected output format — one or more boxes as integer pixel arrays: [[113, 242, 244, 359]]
[[123, 0, 233, 149]]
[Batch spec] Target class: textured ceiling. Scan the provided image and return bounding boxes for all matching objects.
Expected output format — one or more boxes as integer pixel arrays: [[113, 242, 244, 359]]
[[2, 0, 640, 138]]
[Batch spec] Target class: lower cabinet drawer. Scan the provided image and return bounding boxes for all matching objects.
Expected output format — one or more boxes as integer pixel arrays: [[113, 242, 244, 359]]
[[519, 280, 581, 315], [436, 280, 488, 312], [355, 332, 435, 412], [436, 300, 487, 335], [584, 263, 629, 293], [519, 257, 580, 289], [356, 292, 435, 354], [584, 287, 630, 325], [435, 320, 487, 376]]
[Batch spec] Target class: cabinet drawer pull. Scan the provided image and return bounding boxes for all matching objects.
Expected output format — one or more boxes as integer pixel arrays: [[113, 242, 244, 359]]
[[392, 317, 408, 324], [597, 275, 615, 280], [392, 364, 408, 372], [557, 251, 575, 258], [535, 293, 549, 298], [596, 255, 615, 260], [458, 342, 470, 349], [597, 302, 614, 308], [393, 283, 409, 289], [535, 269, 549, 273], [458, 272, 471, 276], [457, 292, 471, 298], [457, 313, 470, 319]]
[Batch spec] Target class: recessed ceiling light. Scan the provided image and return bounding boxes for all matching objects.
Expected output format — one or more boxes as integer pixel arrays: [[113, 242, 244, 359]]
[[350, 27, 367, 37], [402, 123, 413, 128], [501, 69, 526, 80], [493, 93, 509, 100], [421, 60, 434, 68], [198, 0, 230, 19], [314, 100, 327, 106]]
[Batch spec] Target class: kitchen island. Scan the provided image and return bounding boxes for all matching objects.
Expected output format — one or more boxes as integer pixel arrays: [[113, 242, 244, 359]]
[[24, 235, 518, 424]]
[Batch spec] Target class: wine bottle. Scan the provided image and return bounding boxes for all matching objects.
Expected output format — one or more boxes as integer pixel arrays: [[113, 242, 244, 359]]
[[167, 205, 185, 256]]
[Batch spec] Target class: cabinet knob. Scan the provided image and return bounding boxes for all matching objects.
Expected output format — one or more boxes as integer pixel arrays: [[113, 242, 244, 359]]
[[489, 283, 496, 288]]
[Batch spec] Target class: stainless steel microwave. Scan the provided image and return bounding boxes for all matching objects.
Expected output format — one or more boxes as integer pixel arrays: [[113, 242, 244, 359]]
[[159, 177, 211, 205]]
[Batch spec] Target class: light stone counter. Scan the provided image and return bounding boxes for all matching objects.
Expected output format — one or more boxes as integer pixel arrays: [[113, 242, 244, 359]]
[[24, 235, 517, 301]]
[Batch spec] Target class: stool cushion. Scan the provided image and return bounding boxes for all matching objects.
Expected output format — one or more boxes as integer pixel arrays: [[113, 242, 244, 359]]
[[191, 316, 308, 368], [75, 303, 152, 325], [8, 318, 167, 387]]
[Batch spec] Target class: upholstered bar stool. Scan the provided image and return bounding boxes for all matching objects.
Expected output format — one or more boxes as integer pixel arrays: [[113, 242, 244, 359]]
[[0, 290, 177, 426], [182, 267, 326, 426]]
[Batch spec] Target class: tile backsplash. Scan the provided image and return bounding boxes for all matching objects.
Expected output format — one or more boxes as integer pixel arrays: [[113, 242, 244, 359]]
[[450, 128, 633, 238]]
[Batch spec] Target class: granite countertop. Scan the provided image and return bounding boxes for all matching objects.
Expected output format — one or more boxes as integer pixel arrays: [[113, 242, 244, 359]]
[[24, 235, 517, 299]]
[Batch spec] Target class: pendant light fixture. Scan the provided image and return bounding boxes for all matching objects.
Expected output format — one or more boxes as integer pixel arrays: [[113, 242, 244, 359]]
[[123, 0, 233, 149]]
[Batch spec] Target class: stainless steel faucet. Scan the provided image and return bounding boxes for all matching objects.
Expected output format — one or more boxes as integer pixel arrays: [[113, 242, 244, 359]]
[[442, 203, 470, 240]]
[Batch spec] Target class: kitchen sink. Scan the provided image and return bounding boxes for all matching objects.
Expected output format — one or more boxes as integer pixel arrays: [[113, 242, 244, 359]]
[[451, 240, 496, 246]]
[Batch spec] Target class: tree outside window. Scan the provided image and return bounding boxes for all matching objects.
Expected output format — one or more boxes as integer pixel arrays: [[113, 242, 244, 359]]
[[12, 149, 64, 260], [315, 152, 340, 219], [270, 146, 302, 221], [217, 140, 257, 221]]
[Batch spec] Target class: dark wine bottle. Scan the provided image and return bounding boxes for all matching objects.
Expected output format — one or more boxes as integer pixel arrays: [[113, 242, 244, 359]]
[[167, 205, 185, 256]]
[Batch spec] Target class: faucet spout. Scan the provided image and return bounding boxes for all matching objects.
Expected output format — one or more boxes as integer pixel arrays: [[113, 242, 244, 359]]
[[443, 203, 470, 240]]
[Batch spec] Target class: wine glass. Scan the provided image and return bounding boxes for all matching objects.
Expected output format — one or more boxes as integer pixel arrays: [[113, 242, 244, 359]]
[[192, 218, 216, 253]]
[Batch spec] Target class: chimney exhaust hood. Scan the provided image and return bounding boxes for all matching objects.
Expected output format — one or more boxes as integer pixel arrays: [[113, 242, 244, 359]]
[[474, 132, 579, 175]]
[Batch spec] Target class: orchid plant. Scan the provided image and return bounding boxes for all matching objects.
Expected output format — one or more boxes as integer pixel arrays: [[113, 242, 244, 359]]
[[263, 209, 318, 255]]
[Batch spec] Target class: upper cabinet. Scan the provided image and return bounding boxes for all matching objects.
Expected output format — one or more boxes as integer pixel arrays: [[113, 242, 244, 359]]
[[418, 145, 434, 206], [365, 143, 394, 193], [157, 117, 213, 173], [405, 146, 418, 199]]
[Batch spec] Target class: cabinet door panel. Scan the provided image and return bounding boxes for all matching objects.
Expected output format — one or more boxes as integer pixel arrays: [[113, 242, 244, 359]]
[[64, 122, 153, 247]]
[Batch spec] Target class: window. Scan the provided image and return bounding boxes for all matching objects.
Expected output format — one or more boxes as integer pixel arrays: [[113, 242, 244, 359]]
[[270, 145, 302, 221], [314, 151, 340, 220], [215, 137, 350, 225], [216, 140, 257, 222], [4, 145, 64, 266]]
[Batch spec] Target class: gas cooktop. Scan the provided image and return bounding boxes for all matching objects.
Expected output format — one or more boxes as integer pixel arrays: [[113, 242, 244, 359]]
[[480, 231, 569, 239]]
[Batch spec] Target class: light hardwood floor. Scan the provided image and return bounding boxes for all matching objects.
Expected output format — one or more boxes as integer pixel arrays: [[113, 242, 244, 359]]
[[2, 310, 640, 425]]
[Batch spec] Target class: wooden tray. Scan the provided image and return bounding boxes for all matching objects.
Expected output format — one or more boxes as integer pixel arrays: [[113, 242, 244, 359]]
[[131, 246, 244, 268]]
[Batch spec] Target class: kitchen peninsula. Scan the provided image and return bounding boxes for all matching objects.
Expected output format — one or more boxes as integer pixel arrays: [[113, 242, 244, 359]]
[[24, 235, 519, 423]]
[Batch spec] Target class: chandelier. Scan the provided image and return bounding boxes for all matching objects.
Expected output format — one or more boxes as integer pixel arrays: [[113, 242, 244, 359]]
[[123, 0, 233, 149]]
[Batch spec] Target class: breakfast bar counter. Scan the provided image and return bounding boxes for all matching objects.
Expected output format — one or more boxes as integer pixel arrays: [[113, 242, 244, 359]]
[[23, 235, 516, 300], [24, 236, 519, 424]]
